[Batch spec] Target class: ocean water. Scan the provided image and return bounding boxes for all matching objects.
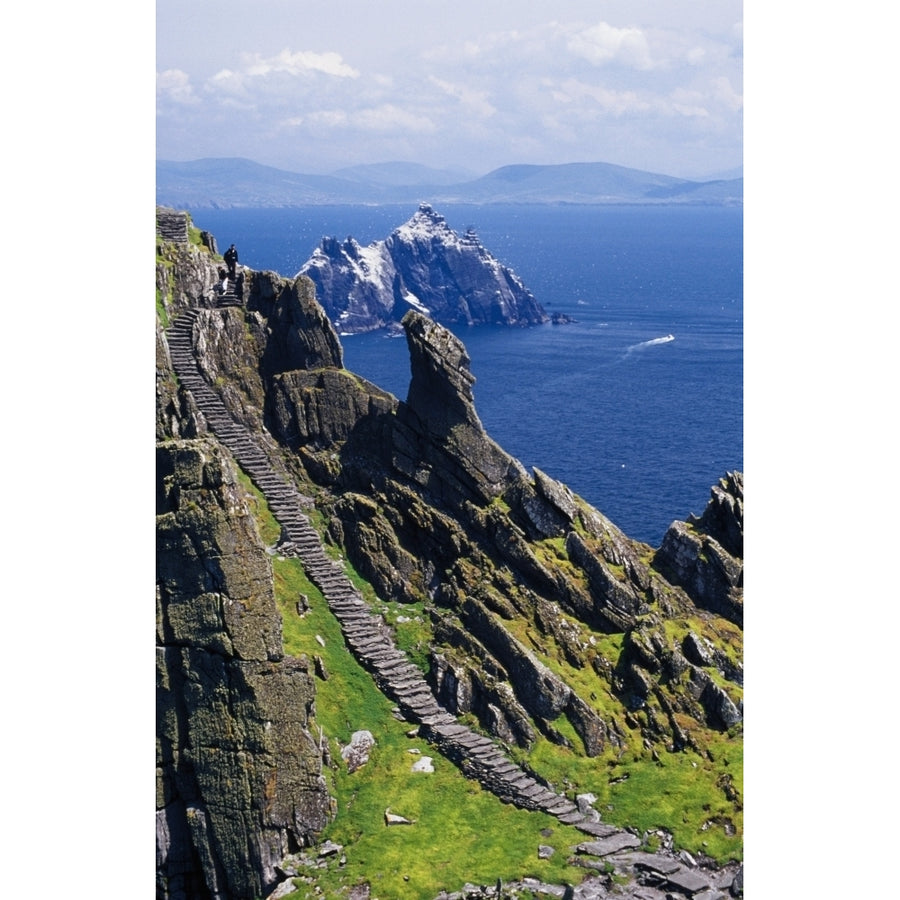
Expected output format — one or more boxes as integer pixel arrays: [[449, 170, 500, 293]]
[[187, 204, 742, 546]]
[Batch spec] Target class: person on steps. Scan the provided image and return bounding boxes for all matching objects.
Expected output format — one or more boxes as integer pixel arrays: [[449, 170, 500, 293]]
[[224, 244, 238, 280]]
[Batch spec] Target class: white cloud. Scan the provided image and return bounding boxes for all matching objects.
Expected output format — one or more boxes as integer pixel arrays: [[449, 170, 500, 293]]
[[671, 100, 710, 119], [567, 22, 654, 69], [549, 78, 651, 116], [666, 75, 741, 121], [424, 21, 568, 69], [205, 48, 359, 97], [429, 77, 497, 118], [204, 68, 258, 110], [209, 68, 243, 90], [240, 49, 360, 80], [157, 69, 199, 105], [687, 47, 707, 66]]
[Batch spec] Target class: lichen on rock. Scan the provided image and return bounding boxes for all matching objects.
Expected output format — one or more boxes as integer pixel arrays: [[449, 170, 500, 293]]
[[156, 439, 333, 900]]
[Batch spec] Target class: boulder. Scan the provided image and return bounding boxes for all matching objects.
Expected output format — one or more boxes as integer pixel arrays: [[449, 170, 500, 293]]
[[384, 808, 416, 826], [575, 833, 642, 856], [341, 730, 376, 774]]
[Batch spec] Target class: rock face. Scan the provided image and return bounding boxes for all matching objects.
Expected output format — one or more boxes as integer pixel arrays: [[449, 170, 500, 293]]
[[298, 203, 549, 332], [156, 439, 333, 900], [325, 309, 741, 754], [392, 310, 529, 508], [652, 472, 744, 626]]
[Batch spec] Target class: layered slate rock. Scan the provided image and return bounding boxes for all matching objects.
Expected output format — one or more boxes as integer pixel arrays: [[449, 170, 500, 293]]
[[156, 439, 333, 900], [652, 472, 744, 626], [298, 203, 548, 332], [156, 206, 189, 244]]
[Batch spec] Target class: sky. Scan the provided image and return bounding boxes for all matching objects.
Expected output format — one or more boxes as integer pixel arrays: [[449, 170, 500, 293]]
[[156, 0, 743, 179]]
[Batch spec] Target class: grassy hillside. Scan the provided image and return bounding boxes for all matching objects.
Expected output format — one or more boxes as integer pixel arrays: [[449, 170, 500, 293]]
[[235, 468, 741, 900]]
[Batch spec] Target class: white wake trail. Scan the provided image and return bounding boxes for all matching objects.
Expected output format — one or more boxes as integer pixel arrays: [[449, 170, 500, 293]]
[[625, 334, 675, 353]]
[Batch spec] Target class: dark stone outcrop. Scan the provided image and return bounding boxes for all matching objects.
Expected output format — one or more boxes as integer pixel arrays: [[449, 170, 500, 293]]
[[260, 274, 344, 376], [269, 368, 396, 450], [156, 440, 333, 900], [566, 531, 649, 631], [430, 652, 537, 749], [298, 203, 549, 332], [395, 310, 529, 508], [652, 473, 744, 626], [692, 471, 743, 559]]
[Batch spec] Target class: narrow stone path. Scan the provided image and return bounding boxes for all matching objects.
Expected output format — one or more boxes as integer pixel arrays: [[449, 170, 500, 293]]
[[164, 301, 741, 896]]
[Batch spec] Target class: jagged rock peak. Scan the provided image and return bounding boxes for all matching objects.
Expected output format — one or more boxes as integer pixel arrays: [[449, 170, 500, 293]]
[[396, 309, 527, 505], [392, 202, 453, 240], [652, 470, 744, 627], [402, 309, 479, 431], [689, 470, 743, 558], [298, 204, 548, 333]]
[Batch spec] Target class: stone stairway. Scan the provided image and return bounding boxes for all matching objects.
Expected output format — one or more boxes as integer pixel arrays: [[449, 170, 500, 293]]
[[164, 302, 624, 833], [215, 275, 243, 308]]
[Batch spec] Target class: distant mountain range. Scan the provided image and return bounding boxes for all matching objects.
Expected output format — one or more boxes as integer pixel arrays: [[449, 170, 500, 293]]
[[156, 157, 742, 209]]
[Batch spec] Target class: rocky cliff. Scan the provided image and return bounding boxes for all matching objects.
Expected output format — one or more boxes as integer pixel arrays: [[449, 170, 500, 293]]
[[297, 203, 549, 333], [156, 440, 333, 900], [156, 208, 743, 899]]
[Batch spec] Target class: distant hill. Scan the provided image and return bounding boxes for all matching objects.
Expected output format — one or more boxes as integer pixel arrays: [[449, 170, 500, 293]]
[[155, 158, 390, 207], [699, 165, 743, 181], [331, 161, 479, 186], [156, 157, 742, 208]]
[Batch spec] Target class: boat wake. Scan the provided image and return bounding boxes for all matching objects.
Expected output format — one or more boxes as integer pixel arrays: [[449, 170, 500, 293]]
[[625, 334, 675, 354]]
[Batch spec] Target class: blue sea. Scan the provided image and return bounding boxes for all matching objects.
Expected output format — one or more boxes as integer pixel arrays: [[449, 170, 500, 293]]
[[187, 204, 742, 547]]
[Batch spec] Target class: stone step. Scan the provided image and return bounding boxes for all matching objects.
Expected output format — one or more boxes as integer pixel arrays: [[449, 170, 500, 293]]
[[547, 798, 584, 825]]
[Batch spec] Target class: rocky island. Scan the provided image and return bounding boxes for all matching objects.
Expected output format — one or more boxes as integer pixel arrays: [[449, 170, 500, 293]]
[[156, 207, 743, 899], [298, 203, 548, 333]]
